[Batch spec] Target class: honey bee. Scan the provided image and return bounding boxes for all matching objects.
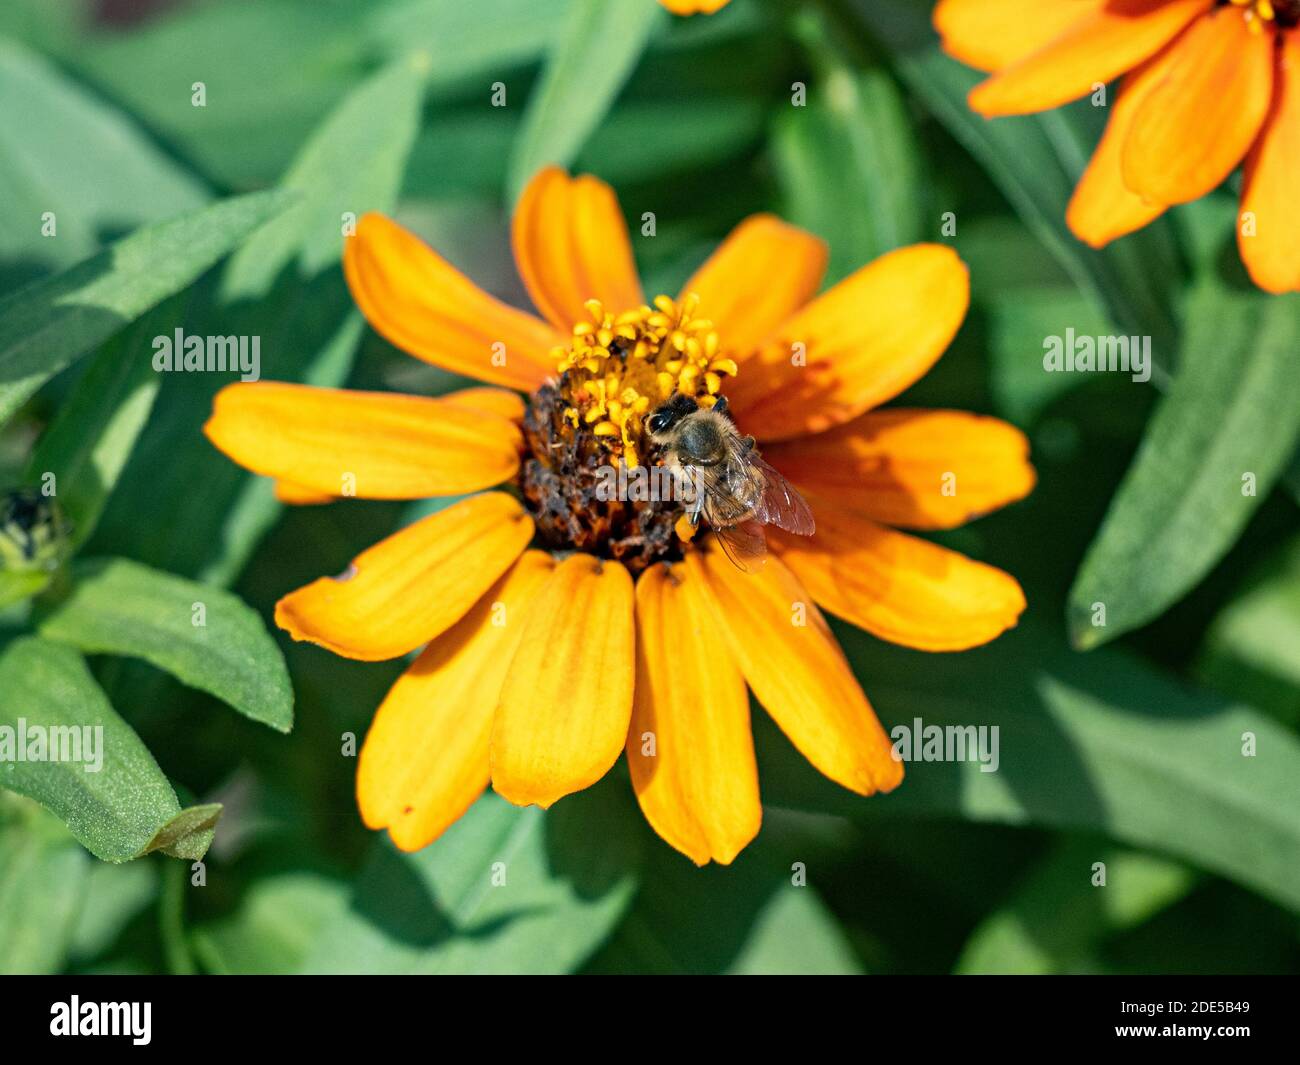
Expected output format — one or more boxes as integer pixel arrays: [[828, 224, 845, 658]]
[[646, 393, 814, 569]]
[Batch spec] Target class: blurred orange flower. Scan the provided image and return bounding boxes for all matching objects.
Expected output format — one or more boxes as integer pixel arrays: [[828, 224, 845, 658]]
[[659, 0, 732, 14], [204, 167, 1034, 865], [935, 0, 1300, 293]]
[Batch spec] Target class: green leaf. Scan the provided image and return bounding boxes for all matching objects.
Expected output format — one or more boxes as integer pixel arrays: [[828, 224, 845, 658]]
[[760, 620, 1300, 913], [37, 557, 293, 733], [1284, 445, 1300, 507], [90, 46, 422, 590], [0, 569, 52, 611], [0, 796, 91, 974], [0, 0, 83, 56], [773, 63, 924, 284], [220, 55, 427, 301], [22, 307, 169, 550], [585, 98, 767, 185], [955, 838, 1195, 974], [0, 636, 221, 862], [144, 804, 223, 863], [985, 284, 1113, 424], [192, 871, 351, 975], [1068, 285, 1300, 648], [850, 0, 1179, 348], [410, 96, 767, 197], [726, 884, 863, 975], [92, 287, 365, 590], [0, 188, 296, 427], [1197, 535, 1300, 726], [588, 836, 863, 974], [73, 0, 373, 189], [68, 857, 160, 963], [366, 0, 567, 95], [507, 0, 665, 200], [772, 10, 924, 283], [301, 788, 641, 974], [0, 35, 207, 277]]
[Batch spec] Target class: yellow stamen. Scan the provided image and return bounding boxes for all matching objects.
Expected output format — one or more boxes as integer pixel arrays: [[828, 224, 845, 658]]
[[553, 292, 736, 468], [1231, 0, 1280, 32]]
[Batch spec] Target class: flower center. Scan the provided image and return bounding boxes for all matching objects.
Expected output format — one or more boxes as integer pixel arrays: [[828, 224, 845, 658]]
[[519, 294, 738, 574], [1228, 0, 1300, 29]]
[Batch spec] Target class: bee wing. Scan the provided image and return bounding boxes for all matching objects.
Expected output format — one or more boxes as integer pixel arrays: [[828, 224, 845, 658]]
[[712, 519, 768, 572], [693, 460, 758, 528], [751, 456, 816, 536]]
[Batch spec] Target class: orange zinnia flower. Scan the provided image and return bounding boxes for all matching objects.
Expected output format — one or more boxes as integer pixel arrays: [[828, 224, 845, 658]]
[[204, 167, 1034, 865], [935, 0, 1300, 294]]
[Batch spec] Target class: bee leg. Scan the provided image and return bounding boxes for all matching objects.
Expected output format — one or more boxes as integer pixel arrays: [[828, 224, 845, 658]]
[[712, 394, 730, 416], [740, 434, 756, 455]]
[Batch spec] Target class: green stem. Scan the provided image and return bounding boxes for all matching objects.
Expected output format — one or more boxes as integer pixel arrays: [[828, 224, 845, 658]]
[[159, 856, 197, 976]]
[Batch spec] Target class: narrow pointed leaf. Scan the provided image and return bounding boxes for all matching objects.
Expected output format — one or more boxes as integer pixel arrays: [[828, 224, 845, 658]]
[[508, 0, 665, 200], [0, 188, 295, 426], [0, 35, 207, 274], [1068, 285, 1300, 647], [221, 55, 427, 300], [23, 307, 170, 550]]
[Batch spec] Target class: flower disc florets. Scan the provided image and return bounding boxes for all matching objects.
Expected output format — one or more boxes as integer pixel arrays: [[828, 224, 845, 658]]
[[519, 294, 738, 574]]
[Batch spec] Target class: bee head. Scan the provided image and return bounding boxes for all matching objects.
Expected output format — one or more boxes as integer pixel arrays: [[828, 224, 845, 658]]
[[646, 393, 698, 436]]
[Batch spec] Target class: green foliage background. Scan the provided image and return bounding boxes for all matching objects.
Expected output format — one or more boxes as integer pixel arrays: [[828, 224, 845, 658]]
[[1, 0, 1298, 975]]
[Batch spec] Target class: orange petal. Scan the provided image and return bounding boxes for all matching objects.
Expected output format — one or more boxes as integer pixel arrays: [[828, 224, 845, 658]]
[[274, 480, 335, 506], [968, 0, 1213, 117], [659, 0, 730, 14], [357, 550, 556, 851], [627, 563, 761, 866], [275, 492, 533, 661], [1239, 30, 1300, 295], [1066, 47, 1180, 247], [763, 409, 1035, 530], [685, 546, 902, 797], [438, 385, 526, 422], [935, 0, 1108, 74], [343, 212, 559, 392], [770, 503, 1026, 652], [491, 554, 635, 808], [1123, 7, 1273, 206], [204, 382, 521, 500], [269, 387, 522, 507], [511, 166, 644, 331], [678, 214, 827, 361], [728, 245, 969, 442]]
